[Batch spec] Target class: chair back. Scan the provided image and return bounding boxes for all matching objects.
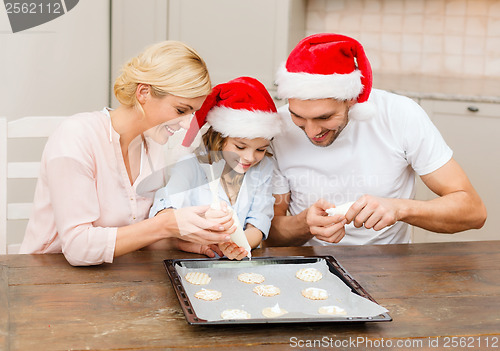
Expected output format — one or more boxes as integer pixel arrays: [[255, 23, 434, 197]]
[[0, 116, 66, 254]]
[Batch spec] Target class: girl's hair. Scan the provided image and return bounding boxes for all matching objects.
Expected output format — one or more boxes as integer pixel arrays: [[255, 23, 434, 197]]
[[202, 127, 273, 163], [114, 41, 211, 108], [202, 126, 226, 162]]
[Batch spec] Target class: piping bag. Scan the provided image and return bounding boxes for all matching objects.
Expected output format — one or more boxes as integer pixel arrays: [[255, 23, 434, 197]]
[[199, 158, 252, 259], [325, 201, 355, 216]]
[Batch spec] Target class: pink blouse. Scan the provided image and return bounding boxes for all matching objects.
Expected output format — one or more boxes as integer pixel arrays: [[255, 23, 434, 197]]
[[20, 109, 166, 265]]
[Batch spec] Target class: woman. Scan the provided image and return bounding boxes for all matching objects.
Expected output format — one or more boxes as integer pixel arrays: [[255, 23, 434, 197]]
[[20, 41, 235, 266]]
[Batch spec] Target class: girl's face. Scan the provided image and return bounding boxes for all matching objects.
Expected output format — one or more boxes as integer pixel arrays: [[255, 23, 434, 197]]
[[142, 91, 206, 145], [221, 137, 270, 174]]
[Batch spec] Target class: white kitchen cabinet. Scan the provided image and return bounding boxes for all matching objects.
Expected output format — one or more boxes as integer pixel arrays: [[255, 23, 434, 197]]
[[413, 99, 500, 242], [0, 0, 110, 118], [110, 0, 168, 108], [167, 0, 306, 106]]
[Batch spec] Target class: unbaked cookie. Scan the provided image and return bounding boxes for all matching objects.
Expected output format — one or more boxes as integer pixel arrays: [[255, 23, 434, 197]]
[[295, 268, 323, 282], [318, 305, 346, 315], [185, 272, 211, 285], [302, 287, 328, 300], [221, 309, 251, 320], [262, 303, 288, 318], [238, 272, 265, 284], [253, 284, 281, 297], [194, 288, 222, 301]]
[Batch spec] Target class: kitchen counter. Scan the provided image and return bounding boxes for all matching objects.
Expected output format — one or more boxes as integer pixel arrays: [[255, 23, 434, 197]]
[[374, 73, 500, 103]]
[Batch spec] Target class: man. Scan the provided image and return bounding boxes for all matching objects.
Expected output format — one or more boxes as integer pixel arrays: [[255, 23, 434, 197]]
[[268, 33, 486, 246]]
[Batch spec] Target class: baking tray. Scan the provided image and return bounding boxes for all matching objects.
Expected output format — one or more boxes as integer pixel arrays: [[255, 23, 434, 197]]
[[163, 256, 392, 325]]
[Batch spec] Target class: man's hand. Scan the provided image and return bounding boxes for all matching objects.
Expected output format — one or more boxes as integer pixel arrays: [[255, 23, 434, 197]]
[[345, 195, 399, 230], [306, 199, 347, 243]]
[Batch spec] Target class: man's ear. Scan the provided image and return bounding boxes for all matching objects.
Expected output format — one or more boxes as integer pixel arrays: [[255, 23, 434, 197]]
[[348, 98, 357, 108], [136, 83, 150, 104]]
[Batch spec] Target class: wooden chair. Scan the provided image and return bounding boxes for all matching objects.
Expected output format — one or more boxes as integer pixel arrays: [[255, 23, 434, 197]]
[[0, 116, 66, 254]]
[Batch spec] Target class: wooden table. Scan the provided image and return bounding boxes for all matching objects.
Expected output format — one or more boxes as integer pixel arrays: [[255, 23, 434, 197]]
[[1, 241, 499, 350]]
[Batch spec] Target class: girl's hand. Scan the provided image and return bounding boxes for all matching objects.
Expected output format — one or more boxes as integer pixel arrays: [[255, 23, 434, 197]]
[[218, 241, 248, 260]]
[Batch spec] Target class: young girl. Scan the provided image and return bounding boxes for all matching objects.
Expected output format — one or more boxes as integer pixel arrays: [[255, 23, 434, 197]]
[[20, 41, 235, 266], [150, 77, 281, 260]]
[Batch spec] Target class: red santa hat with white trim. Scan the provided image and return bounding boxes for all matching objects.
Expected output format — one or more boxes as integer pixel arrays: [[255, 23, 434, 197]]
[[182, 76, 281, 147], [276, 33, 376, 120]]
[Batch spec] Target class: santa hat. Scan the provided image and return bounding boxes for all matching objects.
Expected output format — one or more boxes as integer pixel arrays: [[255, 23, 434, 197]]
[[276, 33, 376, 120], [182, 76, 281, 147]]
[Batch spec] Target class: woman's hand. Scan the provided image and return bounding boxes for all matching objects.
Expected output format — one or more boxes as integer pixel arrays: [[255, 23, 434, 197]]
[[218, 242, 248, 260], [160, 206, 235, 244], [205, 201, 230, 220]]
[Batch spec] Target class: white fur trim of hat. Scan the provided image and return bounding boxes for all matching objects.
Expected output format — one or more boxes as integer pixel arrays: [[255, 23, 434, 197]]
[[207, 107, 282, 140], [275, 63, 364, 101]]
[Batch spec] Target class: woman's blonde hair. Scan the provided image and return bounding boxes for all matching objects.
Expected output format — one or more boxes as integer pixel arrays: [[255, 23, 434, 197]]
[[114, 41, 211, 108]]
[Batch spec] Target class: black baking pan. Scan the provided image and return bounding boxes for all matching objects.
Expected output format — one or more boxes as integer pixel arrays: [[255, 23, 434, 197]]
[[163, 256, 392, 325]]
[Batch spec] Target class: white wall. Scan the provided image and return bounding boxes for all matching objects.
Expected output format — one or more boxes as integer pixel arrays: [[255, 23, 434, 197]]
[[0, 0, 110, 119], [110, 0, 167, 108]]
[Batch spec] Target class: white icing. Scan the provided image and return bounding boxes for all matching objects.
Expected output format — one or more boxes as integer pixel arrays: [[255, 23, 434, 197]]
[[271, 303, 281, 313], [195, 288, 221, 300], [304, 287, 328, 299], [296, 268, 322, 281], [238, 273, 264, 284], [221, 309, 251, 319], [320, 305, 346, 315], [185, 272, 211, 285], [254, 285, 280, 296]]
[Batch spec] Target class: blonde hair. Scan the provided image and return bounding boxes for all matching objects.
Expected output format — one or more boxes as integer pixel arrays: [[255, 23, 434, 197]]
[[114, 41, 211, 108], [202, 127, 226, 162]]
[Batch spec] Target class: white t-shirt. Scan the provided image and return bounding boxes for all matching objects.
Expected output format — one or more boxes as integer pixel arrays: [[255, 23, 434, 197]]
[[271, 89, 453, 245]]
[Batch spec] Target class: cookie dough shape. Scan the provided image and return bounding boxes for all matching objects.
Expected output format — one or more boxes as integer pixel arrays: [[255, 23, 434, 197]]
[[185, 272, 211, 285], [194, 288, 222, 301], [221, 309, 251, 320], [318, 305, 347, 315], [238, 272, 265, 284], [262, 303, 288, 318], [295, 268, 323, 282], [302, 287, 328, 300], [253, 284, 281, 297]]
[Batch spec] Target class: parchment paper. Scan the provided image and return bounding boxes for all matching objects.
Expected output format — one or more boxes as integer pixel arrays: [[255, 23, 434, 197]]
[[175, 258, 388, 322]]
